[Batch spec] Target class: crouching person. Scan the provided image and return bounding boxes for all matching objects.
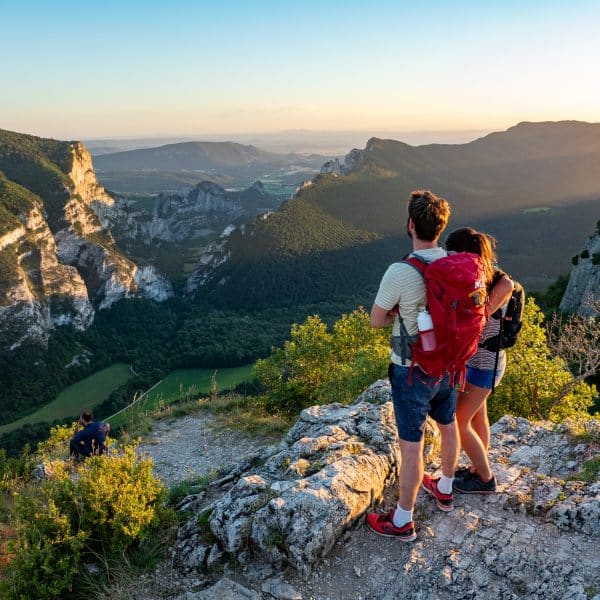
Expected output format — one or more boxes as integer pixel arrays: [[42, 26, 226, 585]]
[[70, 410, 110, 459]]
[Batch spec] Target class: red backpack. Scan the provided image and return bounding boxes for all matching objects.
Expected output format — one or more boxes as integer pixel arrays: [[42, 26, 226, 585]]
[[403, 252, 489, 389]]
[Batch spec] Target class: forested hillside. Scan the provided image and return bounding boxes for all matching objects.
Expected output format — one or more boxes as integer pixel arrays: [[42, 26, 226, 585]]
[[193, 121, 600, 307]]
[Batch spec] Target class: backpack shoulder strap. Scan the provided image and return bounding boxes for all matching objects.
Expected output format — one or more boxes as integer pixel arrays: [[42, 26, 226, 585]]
[[402, 254, 429, 278], [490, 269, 507, 288]]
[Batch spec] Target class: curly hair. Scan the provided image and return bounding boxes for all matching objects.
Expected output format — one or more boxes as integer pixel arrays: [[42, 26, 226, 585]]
[[408, 190, 451, 241]]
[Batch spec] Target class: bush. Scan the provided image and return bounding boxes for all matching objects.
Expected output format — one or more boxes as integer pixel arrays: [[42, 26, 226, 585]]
[[592, 252, 600, 265], [6, 495, 87, 599], [1, 429, 167, 599], [489, 298, 595, 423], [571, 255, 579, 266], [581, 249, 590, 259], [255, 308, 389, 411]]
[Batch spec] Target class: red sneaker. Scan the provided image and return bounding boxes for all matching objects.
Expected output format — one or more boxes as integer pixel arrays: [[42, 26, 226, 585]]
[[422, 473, 454, 512], [365, 511, 416, 541]]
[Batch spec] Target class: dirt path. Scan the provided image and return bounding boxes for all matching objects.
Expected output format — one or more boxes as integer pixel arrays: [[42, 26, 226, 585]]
[[138, 412, 276, 487]]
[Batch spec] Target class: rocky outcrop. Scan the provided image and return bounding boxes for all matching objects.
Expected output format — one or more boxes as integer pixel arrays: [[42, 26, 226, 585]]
[[169, 380, 600, 599], [97, 180, 277, 248], [0, 205, 93, 349], [320, 148, 365, 176], [174, 385, 438, 576], [68, 142, 114, 208], [184, 231, 232, 294], [147, 182, 245, 243], [560, 230, 600, 315], [208, 401, 400, 575]]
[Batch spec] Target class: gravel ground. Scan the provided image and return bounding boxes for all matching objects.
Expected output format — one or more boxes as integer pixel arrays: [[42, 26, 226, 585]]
[[122, 410, 600, 600], [138, 412, 275, 486]]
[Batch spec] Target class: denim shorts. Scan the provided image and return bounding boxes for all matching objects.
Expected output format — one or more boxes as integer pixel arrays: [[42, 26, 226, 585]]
[[466, 364, 506, 390], [388, 363, 457, 443]]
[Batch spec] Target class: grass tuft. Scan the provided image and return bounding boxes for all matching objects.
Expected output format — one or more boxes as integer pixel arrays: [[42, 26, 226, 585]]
[[167, 470, 220, 507]]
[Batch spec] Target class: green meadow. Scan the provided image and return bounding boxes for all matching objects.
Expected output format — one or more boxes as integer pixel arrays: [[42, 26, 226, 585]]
[[0, 363, 132, 435], [109, 364, 255, 427]]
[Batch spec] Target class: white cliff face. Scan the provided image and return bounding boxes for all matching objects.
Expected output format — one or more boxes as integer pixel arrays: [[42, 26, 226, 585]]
[[147, 182, 245, 243], [134, 265, 173, 302], [560, 232, 600, 315], [0, 206, 94, 349], [55, 144, 173, 310], [0, 226, 26, 251], [320, 148, 365, 176], [68, 143, 114, 208], [0, 142, 173, 349]]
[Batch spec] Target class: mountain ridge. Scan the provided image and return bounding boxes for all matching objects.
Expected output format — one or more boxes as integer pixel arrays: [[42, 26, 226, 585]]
[[93, 140, 328, 172], [189, 121, 600, 307]]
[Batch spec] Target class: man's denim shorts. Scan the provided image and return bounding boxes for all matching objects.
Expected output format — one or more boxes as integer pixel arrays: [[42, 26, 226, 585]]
[[388, 363, 457, 442], [466, 364, 506, 390]]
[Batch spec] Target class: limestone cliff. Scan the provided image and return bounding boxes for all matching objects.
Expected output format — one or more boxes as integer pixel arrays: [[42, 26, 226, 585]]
[[560, 230, 600, 315], [320, 147, 365, 176], [0, 129, 172, 349], [0, 202, 93, 349], [95, 180, 278, 248]]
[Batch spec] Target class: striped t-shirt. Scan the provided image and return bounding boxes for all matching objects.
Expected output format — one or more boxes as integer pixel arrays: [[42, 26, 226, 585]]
[[468, 293, 508, 372]]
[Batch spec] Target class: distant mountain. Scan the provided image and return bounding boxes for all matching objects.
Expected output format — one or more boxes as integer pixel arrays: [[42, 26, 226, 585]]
[[0, 128, 171, 349], [94, 141, 280, 171], [92, 141, 329, 194], [188, 121, 600, 308]]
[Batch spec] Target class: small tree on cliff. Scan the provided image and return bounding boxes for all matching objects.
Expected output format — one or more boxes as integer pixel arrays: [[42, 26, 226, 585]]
[[489, 297, 596, 422]]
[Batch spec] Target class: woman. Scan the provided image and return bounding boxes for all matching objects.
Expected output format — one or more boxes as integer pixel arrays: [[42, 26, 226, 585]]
[[445, 228, 513, 493]]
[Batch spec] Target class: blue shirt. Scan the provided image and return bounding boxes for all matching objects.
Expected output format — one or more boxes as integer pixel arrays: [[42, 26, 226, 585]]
[[71, 421, 108, 456]]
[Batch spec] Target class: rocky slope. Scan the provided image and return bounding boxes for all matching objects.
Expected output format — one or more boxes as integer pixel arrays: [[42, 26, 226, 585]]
[[96, 181, 279, 247], [560, 230, 600, 315], [131, 380, 600, 600], [0, 129, 171, 349]]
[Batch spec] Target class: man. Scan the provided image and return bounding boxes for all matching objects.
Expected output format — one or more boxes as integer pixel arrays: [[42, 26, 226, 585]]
[[366, 190, 459, 542], [70, 410, 110, 458]]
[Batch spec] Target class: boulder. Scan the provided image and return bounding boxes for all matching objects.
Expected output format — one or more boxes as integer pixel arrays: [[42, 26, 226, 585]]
[[206, 399, 400, 575]]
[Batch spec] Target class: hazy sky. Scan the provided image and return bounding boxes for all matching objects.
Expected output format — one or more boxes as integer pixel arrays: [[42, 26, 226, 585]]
[[2, 0, 600, 139]]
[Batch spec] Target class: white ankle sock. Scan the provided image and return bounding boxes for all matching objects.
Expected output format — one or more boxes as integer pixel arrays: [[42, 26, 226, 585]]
[[438, 474, 454, 495], [392, 504, 413, 528]]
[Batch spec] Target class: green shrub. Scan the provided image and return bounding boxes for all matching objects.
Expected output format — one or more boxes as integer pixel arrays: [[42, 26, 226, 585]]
[[581, 249, 590, 259], [571, 255, 579, 266], [6, 495, 87, 599], [489, 298, 595, 423], [569, 456, 600, 482], [1, 431, 167, 599], [592, 252, 600, 265], [255, 308, 389, 411]]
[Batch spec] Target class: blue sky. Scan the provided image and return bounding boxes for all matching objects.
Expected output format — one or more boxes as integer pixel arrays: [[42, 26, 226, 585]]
[[1, 0, 599, 138]]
